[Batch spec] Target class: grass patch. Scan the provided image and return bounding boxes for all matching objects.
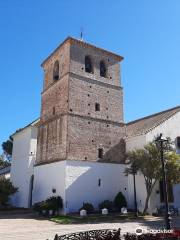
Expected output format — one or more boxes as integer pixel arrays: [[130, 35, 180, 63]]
[[50, 213, 144, 224], [51, 215, 74, 224]]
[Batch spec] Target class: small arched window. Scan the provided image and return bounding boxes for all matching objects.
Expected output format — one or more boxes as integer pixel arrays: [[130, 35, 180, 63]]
[[53, 60, 59, 81], [85, 56, 93, 73], [100, 61, 107, 77]]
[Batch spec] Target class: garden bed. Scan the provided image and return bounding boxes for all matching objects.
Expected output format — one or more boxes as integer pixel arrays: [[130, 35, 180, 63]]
[[50, 213, 144, 224]]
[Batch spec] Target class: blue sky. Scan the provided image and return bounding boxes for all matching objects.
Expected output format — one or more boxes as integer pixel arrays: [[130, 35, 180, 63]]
[[0, 0, 180, 151]]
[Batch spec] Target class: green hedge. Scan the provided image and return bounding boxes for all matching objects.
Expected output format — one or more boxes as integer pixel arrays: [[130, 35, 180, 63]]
[[33, 196, 63, 214]]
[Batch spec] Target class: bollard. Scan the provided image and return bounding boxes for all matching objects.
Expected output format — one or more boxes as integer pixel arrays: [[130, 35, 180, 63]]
[[80, 209, 87, 217], [121, 207, 127, 214], [102, 208, 108, 215]]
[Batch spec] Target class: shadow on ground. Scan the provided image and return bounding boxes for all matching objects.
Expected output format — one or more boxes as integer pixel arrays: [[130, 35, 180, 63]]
[[0, 211, 179, 229]]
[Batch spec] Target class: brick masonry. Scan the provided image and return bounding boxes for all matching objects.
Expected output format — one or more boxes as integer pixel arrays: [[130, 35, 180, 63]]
[[36, 37, 125, 165]]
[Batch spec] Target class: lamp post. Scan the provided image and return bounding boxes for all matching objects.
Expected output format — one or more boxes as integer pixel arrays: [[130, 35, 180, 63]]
[[131, 161, 138, 217], [155, 133, 171, 230], [133, 168, 138, 217]]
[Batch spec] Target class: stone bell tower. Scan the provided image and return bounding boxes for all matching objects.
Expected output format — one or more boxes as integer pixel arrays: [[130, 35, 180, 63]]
[[36, 37, 125, 165]]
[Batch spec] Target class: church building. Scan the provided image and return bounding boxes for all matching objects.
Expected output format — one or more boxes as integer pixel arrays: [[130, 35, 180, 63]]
[[10, 37, 180, 214]]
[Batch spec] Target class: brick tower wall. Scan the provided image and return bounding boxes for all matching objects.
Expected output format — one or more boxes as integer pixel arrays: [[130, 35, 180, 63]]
[[66, 41, 125, 162], [36, 38, 125, 165], [36, 42, 70, 165]]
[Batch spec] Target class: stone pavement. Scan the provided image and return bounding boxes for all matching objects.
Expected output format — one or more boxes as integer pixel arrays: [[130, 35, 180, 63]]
[[0, 213, 179, 240]]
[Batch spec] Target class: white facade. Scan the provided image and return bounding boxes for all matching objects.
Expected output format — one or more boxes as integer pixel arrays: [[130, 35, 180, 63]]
[[65, 160, 128, 213], [10, 121, 130, 212], [32, 160, 128, 213], [126, 110, 180, 213], [10, 108, 180, 214], [10, 121, 38, 208], [146, 111, 180, 212], [33, 161, 66, 211]]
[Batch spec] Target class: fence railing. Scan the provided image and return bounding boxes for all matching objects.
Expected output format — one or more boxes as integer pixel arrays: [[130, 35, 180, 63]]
[[53, 229, 121, 240], [47, 228, 180, 240]]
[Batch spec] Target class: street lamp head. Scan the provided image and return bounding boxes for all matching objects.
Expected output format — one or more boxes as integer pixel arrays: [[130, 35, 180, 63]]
[[155, 133, 162, 142], [155, 133, 168, 143]]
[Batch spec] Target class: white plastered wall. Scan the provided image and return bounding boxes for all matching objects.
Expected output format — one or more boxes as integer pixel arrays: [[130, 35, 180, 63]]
[[10, 126, 37, 208], [126, 111, 180, 213], [33, 161, 66, 212], [126, 134, 148, 211], [32, 160, 128, 214], [146, 111, 180, 212], [65, 160, 128, 213]]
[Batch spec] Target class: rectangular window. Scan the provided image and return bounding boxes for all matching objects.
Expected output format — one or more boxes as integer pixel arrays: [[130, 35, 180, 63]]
[[53, 107, 55, 115], [177, 137, 180, 148], [95, 103, 100, 111], [98, 148, 103, 158], [98, 179, 101, 187]]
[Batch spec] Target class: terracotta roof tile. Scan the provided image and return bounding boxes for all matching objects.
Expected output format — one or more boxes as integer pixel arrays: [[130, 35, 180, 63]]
[[126, 106, 180, 137]]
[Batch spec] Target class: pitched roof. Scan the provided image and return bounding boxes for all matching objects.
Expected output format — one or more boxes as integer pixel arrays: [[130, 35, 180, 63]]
[[126, 106, 180, 137], [11, 118, 40, 138]]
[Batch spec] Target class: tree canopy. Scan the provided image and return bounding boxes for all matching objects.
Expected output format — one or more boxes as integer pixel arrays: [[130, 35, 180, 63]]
[[2, 137, 13, 161], [125, 138, 180, 214], [0, 178, 18, 206], [0, 155, 10, 168]]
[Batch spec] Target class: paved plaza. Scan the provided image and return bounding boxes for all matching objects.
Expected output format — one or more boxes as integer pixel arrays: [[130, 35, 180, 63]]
[[0, 213, 179, 240]]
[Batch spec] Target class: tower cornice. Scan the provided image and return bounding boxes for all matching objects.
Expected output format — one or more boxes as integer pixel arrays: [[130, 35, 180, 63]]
[[41, 36, 123, 68]]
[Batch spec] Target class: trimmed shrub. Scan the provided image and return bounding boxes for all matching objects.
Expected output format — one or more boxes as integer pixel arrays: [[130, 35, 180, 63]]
[[33, 202, 42, 212], [99, 200, 113, 211], [79, 202, 94, 214], [46, 196, 63, 211], [114, 192, 127, 210], [33, 196, 63, 214], [40, 201, 49, 211]]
